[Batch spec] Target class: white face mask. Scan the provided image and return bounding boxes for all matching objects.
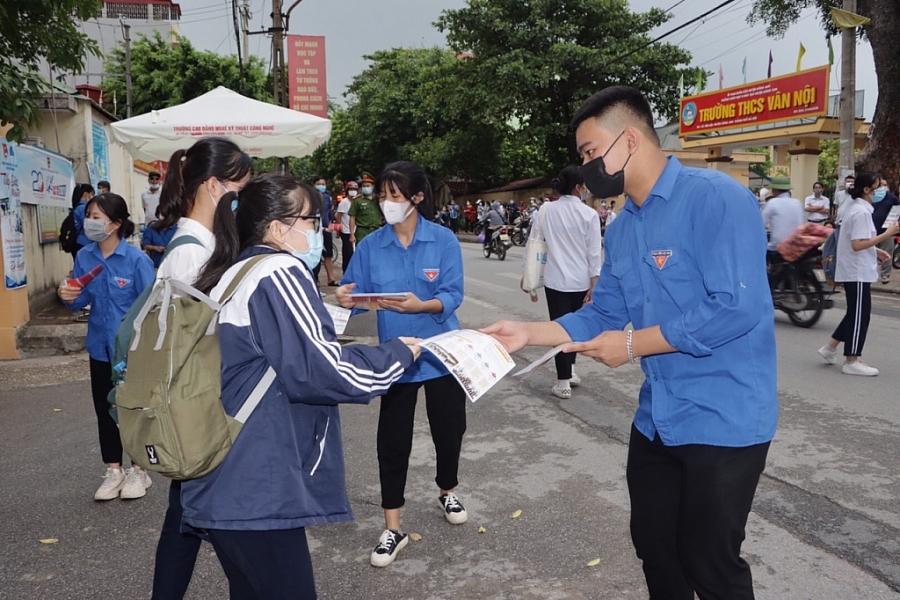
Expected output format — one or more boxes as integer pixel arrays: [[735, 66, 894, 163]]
[[380, 200, 414, 225], [348, 190, 358, 198]]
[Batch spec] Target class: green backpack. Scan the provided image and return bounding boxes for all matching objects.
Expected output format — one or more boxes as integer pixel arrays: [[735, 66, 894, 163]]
[[115, 255, 276, 480]]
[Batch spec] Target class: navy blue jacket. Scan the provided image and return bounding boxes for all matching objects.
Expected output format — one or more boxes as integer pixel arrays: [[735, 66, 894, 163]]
[[181, 246, 414, 531]]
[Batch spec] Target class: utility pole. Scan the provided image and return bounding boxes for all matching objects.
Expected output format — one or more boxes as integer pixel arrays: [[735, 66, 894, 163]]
[[838, 0, 857, 181], [240, 0, 251, 66], [121, 17, 133, 118], [271, 0, 287, 172]]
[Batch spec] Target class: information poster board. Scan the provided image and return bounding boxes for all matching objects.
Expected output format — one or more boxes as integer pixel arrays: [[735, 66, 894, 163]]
[[0, 140, 26, 289], [287, 35, 328, 118], [17, 144, 74, 208]]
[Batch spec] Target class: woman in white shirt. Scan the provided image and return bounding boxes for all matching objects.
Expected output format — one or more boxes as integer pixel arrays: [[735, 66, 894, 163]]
[[150, 136, 252, 600], [522, 165, 602, 398], [818, 172, 899, 376]]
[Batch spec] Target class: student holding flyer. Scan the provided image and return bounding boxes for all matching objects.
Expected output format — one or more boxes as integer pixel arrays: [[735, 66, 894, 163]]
[[336, 161, 468, 568]]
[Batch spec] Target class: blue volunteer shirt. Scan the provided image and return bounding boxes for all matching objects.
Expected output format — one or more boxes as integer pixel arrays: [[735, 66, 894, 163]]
[[341, 214, 464, 383], [66, 237, 155, 362], [557, 157, 777, 447], [142, 222, 178, 268], [73, 200, 90, 247]]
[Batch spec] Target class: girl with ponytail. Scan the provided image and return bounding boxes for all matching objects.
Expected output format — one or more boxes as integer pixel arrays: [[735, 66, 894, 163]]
[[149, 136, 251, 599]]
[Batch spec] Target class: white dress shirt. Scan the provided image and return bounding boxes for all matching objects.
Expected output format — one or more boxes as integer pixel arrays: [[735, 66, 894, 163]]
[[527, 195, 603, 292], [804, 193, 830, 222], [761, 193, 804, 250], [155, 217, 215, 284], [836, 199, 877, 283]]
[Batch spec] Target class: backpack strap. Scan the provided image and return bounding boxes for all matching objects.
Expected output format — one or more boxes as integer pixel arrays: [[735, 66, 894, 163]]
[[159, 234, 202, 264], [217, 254, 275, 305]]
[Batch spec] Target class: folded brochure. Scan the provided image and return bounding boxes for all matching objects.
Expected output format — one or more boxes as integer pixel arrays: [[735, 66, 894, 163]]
[[347, 292, 409, 310], [418, 330, 515, 402]]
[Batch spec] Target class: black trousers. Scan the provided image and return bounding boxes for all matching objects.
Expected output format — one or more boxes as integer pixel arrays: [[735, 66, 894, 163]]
[[89, 358, 121, 464], [832, 281, 871, 356], [545, 287, 587, 380], [626, 424, 769, 600], [151, 480, 202, 600], [377, 374, 467, 509], [208, 528, 316, 600], [340, 232, 353, 272]]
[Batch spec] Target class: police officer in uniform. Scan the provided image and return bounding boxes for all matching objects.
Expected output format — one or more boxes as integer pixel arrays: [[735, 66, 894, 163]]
[[350, 172, 383, 245]]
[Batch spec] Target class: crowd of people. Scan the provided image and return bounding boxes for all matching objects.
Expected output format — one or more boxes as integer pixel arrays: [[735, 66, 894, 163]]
[[55, 84, 884, 600]]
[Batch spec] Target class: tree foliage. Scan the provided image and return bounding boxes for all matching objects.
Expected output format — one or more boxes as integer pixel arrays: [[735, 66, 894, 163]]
[[102, 31, 270, 119], [0, 0, 103, 142], [436, 0, 703, 166], [748, 0, 900, 189]]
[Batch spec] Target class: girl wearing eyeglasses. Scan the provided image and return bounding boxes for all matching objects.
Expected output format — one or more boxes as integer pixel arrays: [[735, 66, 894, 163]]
[[184, 174, 420, 600]]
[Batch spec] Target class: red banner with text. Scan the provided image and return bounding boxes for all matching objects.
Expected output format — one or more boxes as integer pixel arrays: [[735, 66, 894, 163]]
[[679, 66, 829, 136], [287, 35, 327, 118]]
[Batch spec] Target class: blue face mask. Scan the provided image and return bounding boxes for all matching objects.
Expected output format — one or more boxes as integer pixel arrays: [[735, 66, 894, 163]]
[[873, 187, 887, 203], [284, 226, 324, 271], [315, 184, 327, 193]]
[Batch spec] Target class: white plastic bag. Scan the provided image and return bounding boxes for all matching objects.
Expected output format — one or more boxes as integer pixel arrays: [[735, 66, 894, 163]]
[[522, 209, 548, 292]]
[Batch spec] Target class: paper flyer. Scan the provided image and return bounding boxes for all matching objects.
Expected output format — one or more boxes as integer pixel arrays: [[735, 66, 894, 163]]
[[886, 205, 900, 226], [323, 303, 350, 335], [512, 344, 568, 378], [418, 330, 515, 402]]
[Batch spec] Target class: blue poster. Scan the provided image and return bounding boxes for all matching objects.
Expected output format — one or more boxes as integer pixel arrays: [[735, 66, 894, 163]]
[[92, 121, 109, 182], [16, 144, 74, 208], [0, 140, 26, 289]]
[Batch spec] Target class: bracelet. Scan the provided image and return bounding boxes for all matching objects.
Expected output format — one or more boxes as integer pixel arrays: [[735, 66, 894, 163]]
[[626, 329, 639, 364]]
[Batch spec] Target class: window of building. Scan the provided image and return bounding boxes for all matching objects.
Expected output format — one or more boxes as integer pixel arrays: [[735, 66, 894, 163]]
[[105, 2, 149, 20]]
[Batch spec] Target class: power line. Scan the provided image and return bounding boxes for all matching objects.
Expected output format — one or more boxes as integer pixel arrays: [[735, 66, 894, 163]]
[[599, 0, 739, 69]]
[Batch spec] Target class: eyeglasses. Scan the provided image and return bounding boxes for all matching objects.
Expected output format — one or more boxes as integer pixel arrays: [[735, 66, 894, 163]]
[[293, 214, 321, 233]]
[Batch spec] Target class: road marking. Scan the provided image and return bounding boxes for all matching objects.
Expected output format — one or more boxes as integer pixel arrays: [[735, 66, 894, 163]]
[[465, 276, 512, 293], [463, 296, 495, 309]]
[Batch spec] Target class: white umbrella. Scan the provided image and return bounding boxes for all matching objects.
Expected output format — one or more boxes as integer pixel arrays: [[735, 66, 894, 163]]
[[110, 86, 331, 161]]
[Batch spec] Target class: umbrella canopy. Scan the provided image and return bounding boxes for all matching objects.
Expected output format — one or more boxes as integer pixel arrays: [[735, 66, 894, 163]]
[[110, 86, 331, 161]]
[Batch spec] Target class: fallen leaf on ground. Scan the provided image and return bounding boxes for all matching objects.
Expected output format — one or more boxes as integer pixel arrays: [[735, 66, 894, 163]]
[[587, 558, 601, 567], [511, 509, 522, 519], [53, 408, 62, 412], [477, 526, 487, 534], [39, 539, 58, 544], [408, 532, 422, 541]]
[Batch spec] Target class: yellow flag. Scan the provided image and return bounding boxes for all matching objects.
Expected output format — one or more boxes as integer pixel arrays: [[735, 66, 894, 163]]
[[796, 43, 806, 72], [830, 7, 871, 29]]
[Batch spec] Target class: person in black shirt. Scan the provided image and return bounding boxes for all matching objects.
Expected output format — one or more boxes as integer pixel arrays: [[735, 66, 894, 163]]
[[871, 176, 900, 284]]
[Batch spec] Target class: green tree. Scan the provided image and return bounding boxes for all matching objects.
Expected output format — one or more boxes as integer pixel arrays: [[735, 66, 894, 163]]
[[0, 0, 103, 142], [312, 47, 522, 186], [748, 0, 900, 189], [818, 138, 839, 186], [102, 31, 270, 119], [435, 0, 703, 167]]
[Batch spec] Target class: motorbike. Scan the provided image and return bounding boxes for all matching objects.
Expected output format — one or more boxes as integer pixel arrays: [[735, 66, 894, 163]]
[[768, 247, 833, 327], [483, 226, 511, 261], [510, 214, 531, 246]]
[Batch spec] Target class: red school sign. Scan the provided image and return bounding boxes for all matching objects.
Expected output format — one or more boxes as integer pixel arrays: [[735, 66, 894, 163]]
[[287, 35, 327, 119], [679, 66, 830, 136]]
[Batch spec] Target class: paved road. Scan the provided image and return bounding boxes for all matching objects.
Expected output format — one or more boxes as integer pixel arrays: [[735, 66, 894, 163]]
[[0, 243, 898, 599]]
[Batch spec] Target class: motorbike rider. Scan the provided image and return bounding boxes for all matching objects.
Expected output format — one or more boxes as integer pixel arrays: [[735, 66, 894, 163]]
[[761, 177, 804, 260], [480, 201, 505, 250]]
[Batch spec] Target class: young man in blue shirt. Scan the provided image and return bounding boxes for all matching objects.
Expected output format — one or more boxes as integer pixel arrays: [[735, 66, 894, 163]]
[[484, 86, 776, 599]]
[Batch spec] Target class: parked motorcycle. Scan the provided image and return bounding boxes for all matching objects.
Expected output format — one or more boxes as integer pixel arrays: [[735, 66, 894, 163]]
[[510, 214, 531, 246], [483, 226, 511, 261], [768, 247, 833, 327]]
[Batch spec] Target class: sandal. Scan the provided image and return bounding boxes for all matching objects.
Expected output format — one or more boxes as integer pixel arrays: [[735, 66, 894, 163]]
[[882, 277, 890, 284], [327, 280, 338, 287]]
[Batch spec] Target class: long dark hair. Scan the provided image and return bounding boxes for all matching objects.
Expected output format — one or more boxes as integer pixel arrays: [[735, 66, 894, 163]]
[[194, 174, 324, 294], [550, 165, 584, 196], [375, 161, 435, 220], [71, 183, 94, 209], [850, 172, 880, 200], [156, 137, 252, 229], [85, 193, 136, 239]]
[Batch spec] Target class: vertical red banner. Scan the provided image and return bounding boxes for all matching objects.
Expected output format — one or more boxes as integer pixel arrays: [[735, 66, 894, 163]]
[[287, 35, 328, 118]]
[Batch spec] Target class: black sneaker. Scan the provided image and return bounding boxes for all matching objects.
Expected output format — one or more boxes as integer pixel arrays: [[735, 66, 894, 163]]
[[439, 492, 468, 525], [370, 528, 408, 567]]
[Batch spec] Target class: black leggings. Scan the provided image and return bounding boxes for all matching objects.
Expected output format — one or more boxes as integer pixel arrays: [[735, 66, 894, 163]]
[[89, 358, 122, 464], [545, 287, 587, 380], [832, 281, 871, 356], [377, 375, 467, 509]]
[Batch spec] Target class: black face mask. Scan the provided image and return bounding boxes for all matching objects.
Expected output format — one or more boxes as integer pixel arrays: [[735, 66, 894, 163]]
[[580, 131, 632, 199]]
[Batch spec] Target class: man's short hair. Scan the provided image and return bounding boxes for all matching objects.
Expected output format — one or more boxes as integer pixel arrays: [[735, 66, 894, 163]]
[[845, 175, 855, 181], [98, 180, 110, 190], [148, 171, 160, 179], [571, 86, 660, 146], [813, 181, 824, 188]]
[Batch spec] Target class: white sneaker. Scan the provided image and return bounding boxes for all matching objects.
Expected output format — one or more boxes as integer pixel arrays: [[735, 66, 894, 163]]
[[94, 467, 125, 501], [439, 492, 468, 525], [120, 466, 152, 499], [569, 373, 581, 387], [817, 345, 838, 365], [550, 383, 571, 399], [842, 360, 879, 377]]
